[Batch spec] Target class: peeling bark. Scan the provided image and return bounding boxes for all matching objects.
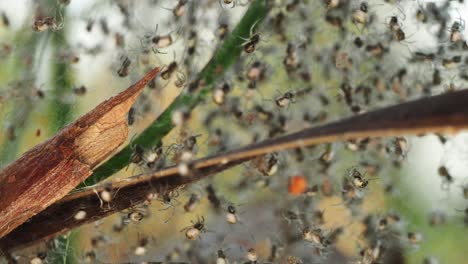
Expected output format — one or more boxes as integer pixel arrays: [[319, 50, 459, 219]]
[[0, 67, 160, 239]]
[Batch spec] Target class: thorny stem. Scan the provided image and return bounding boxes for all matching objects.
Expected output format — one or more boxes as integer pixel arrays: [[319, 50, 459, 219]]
[[82, 0, 271, 186]]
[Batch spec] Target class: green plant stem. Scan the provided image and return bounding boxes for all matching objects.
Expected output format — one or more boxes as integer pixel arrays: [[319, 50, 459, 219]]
[[51, 230, 79, 264], [82, 0, 270, 186], [48, 32, 74, 133]]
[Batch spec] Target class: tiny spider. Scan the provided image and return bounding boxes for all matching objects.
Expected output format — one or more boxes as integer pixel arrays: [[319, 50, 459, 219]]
[[240, 20, 263, 53], [180, 216, 206, 240]]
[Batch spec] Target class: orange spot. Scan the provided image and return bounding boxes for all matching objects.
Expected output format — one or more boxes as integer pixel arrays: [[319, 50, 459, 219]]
[[288, 176, 307, 195]]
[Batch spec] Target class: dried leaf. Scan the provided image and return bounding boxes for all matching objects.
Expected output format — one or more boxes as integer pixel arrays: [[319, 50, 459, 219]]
[[2, 89, 468, 250], [0, 67, 160, 239]]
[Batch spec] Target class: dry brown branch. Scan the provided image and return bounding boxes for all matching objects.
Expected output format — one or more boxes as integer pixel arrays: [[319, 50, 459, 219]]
[[2, 89, 468, 251], [0, 67, 161, 239]]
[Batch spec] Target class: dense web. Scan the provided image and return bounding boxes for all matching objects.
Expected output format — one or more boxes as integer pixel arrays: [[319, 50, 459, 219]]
[[1, 0, 468, 263]]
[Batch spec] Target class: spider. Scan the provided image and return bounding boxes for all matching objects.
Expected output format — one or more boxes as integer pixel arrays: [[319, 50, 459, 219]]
[[180, 216, 206, 240]]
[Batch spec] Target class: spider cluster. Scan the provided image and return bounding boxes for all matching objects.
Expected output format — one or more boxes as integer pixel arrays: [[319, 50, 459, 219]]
[[2, 0, 468, 263]]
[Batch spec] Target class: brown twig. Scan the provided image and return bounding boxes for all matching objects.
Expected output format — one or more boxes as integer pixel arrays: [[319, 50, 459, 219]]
[[2, 89, 468, 250], [0, 67, 161, 239]]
